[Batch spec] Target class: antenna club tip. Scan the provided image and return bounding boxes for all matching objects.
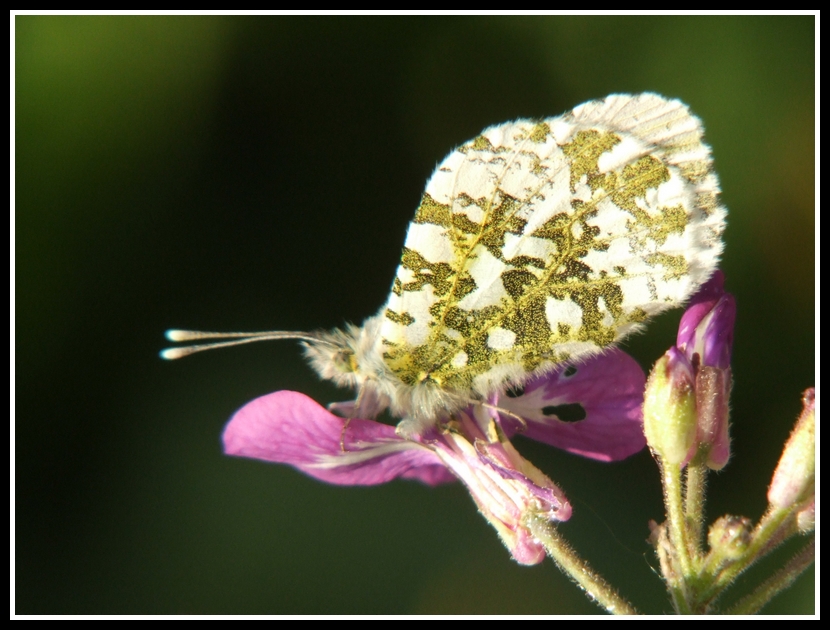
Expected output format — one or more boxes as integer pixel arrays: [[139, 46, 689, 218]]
[[160, 348, 186, 360], [165, 330, 189, 342]]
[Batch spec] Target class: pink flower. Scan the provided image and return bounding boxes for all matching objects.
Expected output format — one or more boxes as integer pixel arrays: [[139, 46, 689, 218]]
[[223, 349, 646, 564]]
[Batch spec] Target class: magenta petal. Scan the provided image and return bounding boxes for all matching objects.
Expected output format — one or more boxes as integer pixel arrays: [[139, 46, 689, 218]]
[[676, 270, 736, 370], [677, 270, 727, 345], [699, 293, 736, 369], [499, 349, 647, 461], [475, 440, 572, 521], [510, 531, 547, 565], [223, 390, 455, 486]]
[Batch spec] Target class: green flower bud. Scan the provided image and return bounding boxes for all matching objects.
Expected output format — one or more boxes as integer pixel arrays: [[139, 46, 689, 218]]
[[708, 515, 752, 560], [644, 348, 698, 464]]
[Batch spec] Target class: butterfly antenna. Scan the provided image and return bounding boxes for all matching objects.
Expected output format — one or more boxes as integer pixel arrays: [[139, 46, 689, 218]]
[[160, 329, 334, 360]]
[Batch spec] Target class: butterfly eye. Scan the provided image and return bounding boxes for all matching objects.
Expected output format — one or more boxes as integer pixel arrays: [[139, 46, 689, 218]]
[[332, 349, 358, 374]]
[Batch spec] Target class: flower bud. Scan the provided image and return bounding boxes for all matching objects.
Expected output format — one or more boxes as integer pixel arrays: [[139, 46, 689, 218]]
[[768, 388, 815, 510], [694, 366, 732, 470], [675, 271, 736, 469], [707, 515, 752, 560], [643, 347, 698, 464], [677, 270, 736, 371]]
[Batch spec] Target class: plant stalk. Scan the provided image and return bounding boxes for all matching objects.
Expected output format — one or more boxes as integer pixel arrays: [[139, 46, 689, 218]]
[[725, 538, 815, 614], [526, 514, 639, 615]]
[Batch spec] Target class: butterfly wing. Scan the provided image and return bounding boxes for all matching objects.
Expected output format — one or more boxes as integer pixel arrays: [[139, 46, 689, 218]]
[[498, 347, 647, 462], [380, 93, 725, 400]]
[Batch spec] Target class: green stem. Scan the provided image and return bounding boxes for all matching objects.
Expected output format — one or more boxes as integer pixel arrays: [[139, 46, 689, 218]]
[[685, 462, 707, 554], [671, 583, 693, 615], [652, 523, 691, 615], [724, 538, 815, 614], [526, 514, 639, 615], [663, 462, 694, 576]]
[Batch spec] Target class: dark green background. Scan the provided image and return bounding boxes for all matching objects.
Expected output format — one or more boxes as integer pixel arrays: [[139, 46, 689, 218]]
[[16, 16, 815, 614]]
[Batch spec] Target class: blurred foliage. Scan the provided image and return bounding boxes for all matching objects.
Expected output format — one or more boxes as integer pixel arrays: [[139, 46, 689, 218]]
[[16, 16, 814, 614]]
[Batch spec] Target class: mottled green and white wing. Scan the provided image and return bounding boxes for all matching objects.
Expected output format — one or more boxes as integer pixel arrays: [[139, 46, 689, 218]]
[[380, 93, 726, 399]]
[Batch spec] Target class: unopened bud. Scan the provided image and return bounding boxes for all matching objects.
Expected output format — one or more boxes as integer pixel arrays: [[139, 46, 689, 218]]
[[708, 515, 752, 560], [677, 270, 736, 371], [768, 388, 815, 510], [644, 348, 698, 464], [695, 366, 732, 470]]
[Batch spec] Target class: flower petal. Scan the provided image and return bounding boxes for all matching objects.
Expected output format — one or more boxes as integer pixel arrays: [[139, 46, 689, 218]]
[[475, 440, 572, 522], [677, 270, 736, 370], [677, 270, 727, 344], [223, 390, 455, 486], [699, 293, 736, 369], [431, 422, 567, 565], [498, 348, 646, 461]]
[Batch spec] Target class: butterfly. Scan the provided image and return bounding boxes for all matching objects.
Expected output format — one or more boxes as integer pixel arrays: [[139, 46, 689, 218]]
[[162, 93, 726, 438]]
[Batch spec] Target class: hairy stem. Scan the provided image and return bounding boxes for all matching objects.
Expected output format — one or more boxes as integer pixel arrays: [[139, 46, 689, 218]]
[[685, 462, 707, 555], [663, 463, 694, 575], [526, 515, 639, 615], [725, 538, 815, 614]]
